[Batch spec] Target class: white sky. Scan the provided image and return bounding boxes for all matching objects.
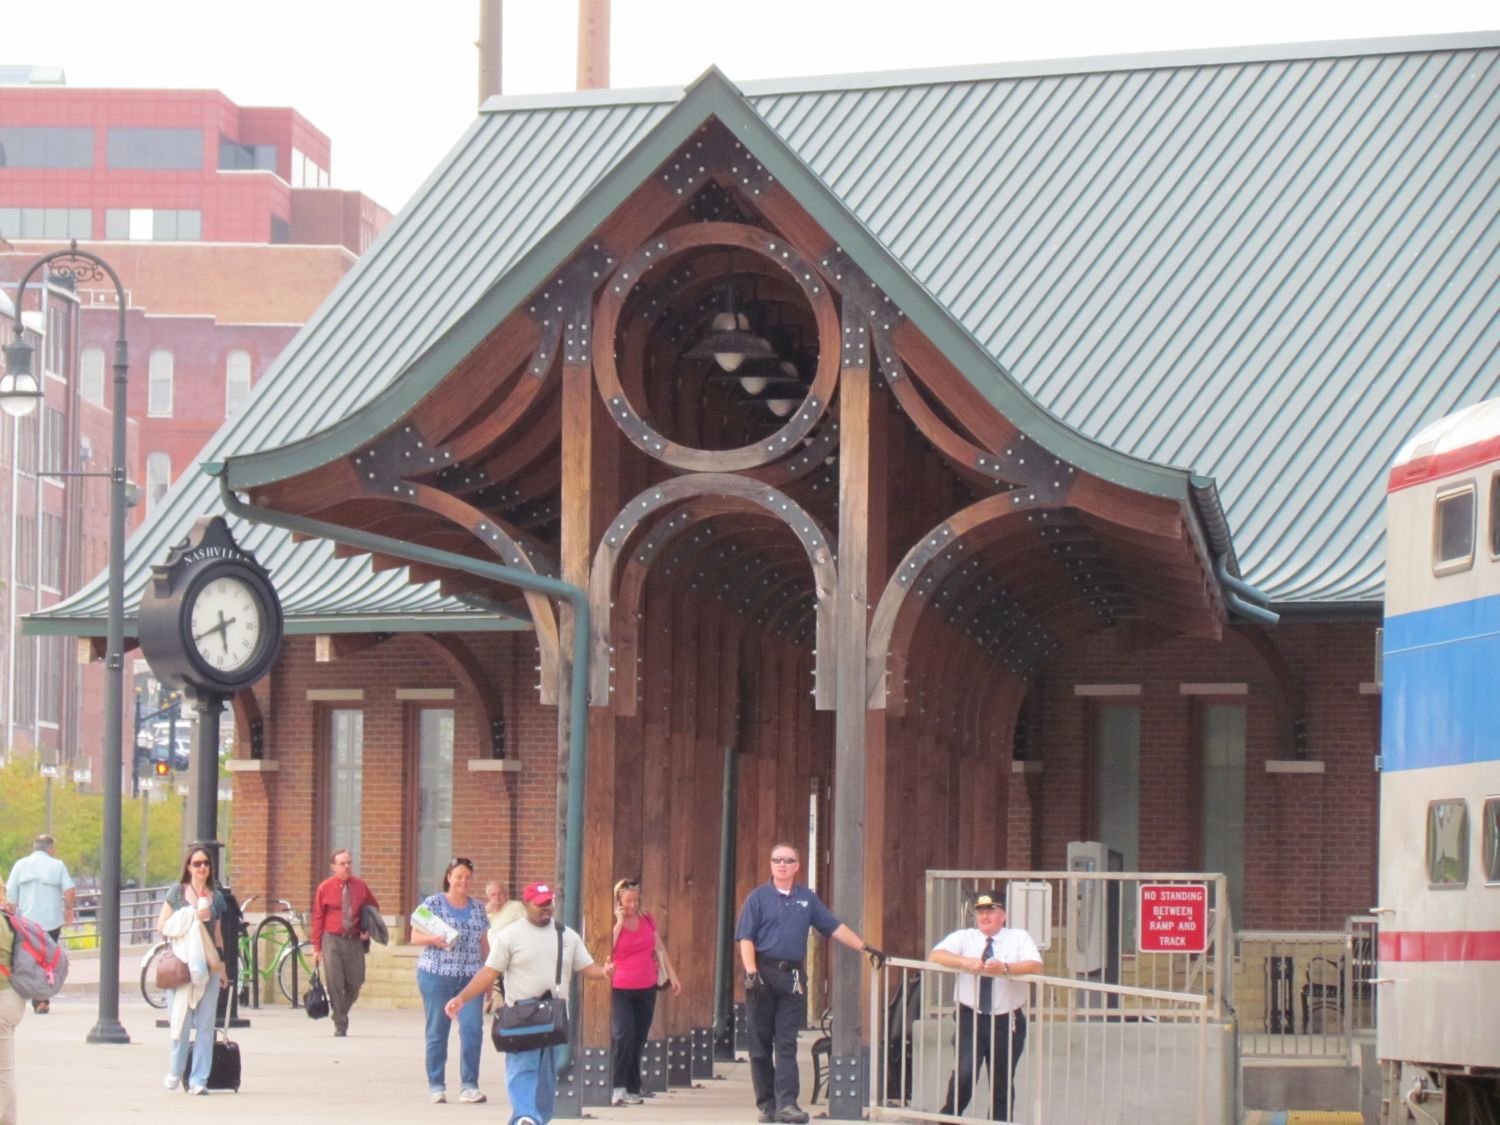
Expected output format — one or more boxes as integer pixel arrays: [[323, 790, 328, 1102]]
[[8, 1, 1496, 212]]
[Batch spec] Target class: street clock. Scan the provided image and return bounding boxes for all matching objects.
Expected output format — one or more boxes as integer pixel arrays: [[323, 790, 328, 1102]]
[[137, 516, 283, 695]]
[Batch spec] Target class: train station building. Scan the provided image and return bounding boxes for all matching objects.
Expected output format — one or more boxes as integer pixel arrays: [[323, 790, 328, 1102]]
[[25, 30, 1497, 1106]]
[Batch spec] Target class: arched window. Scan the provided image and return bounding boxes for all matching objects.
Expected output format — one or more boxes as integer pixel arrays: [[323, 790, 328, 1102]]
[[224, 349, 252, 416], [147, 349, 173, 416], [146, 451, 172, 512], [80, 347, 106, 406]]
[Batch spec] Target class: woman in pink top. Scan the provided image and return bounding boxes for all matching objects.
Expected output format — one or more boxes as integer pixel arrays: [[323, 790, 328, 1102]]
[[609, 878, 680, 1106]]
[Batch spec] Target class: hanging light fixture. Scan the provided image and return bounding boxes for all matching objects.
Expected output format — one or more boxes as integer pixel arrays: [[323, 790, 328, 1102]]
[[685, 267, 774, 373], [0, 333, 42, 419], [729, 360, 808, 418]]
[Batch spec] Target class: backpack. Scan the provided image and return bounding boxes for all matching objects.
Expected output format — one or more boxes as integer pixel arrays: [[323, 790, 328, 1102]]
[[0, 906, 70, 1000]]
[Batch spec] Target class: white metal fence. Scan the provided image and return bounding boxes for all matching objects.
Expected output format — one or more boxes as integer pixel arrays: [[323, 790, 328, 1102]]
[[868, 956, 1223, 1124]]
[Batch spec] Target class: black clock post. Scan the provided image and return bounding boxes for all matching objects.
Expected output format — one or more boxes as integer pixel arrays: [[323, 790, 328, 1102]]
[[138, 516, 284, 1023]]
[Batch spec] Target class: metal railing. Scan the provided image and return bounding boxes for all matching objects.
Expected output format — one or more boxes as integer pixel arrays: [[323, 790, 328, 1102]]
[[62, 883, 170, 949], [924, 870, 1233, 1021], [1235, 915, 1378, 1060], [868, 956, 1221, 1124]]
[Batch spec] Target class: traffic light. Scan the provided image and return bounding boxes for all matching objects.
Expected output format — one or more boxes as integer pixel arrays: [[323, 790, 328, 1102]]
[[153, 759, 171, 778]]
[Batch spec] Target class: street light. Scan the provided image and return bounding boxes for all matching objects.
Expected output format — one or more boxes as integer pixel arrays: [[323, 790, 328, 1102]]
[[2, 241, 131, 1045]]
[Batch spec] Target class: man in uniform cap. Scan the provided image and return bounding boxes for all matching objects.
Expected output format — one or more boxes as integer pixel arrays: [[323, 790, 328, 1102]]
[[929, 888, 1044, 1120]]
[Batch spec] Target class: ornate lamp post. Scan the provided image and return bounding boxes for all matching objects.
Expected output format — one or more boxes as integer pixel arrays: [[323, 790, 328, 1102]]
[[2, 242, 131, 1044]]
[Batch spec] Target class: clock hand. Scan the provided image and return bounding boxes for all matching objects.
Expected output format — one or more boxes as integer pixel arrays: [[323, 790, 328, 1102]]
[[192, 615, 238, 645]]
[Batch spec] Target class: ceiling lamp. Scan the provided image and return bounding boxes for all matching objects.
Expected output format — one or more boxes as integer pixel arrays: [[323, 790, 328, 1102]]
[[730, 360, 807, 418], [686, 283, 774, 372]]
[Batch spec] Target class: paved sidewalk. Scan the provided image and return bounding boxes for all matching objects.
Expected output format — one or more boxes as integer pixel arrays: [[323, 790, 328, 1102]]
[[13, 994, 808, 1123]]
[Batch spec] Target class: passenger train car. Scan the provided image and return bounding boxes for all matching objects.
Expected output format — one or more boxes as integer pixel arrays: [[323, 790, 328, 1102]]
[[1380, 398, 1500, 1121]]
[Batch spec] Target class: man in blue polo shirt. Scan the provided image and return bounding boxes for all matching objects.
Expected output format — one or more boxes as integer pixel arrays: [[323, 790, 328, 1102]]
[[735, 842, 882, 1125]]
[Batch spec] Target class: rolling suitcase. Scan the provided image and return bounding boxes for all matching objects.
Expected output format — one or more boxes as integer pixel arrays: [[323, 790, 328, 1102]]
[[181, 1017, 241, 1092]]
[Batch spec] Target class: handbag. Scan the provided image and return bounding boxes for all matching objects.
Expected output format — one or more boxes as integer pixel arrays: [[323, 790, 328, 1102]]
[[655, 956, 670, 991], [304, 970, 330, 1020], [491, 922, 568, 1053], [155, 946, 192, 990]]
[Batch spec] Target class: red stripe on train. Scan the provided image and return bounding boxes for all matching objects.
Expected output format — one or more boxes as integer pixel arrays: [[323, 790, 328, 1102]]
[[1388, 435, 1500, 492], [1378, 930, 1500, 962]]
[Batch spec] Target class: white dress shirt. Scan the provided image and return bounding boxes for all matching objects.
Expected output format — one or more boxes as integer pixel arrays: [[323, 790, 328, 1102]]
[[934, 925, 1040, 1014]]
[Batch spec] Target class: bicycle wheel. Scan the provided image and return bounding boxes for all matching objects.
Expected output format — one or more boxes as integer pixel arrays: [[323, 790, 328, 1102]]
[[276, 940, 315, 1004], [140, 942, 170, 1009]]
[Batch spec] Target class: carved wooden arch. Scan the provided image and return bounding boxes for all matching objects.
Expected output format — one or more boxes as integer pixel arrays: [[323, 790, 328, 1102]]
[[422, 633, 508, 757], [592, 222, 841, 472], [230, 687, 265, 760], [589, 473, 836, 708]]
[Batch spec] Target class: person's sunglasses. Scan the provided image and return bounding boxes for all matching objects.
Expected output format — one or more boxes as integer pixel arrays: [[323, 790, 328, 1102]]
[[771, 857, 798, 865], [189, 860, 211, 869], [448, 857, 473, 869]]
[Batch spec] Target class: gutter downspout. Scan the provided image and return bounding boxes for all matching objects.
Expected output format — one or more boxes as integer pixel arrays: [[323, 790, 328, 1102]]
[[1215, 560, 1280, 625], [214, 472, 591, 1066]]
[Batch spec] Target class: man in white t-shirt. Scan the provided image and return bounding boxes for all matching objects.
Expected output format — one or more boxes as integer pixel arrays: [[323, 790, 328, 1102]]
[[929, 888, 1043, 1121], [446, 881, 613, 1125]]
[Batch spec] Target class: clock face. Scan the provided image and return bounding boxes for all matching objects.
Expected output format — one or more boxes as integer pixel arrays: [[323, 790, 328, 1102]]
[[188, 574, 265, 675]]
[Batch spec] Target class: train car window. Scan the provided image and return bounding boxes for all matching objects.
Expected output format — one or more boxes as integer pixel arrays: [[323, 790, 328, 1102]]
[[1490, 473, 1499, 557], [1485, 798, 1500, 885], [1426, 799, 1469, 887], [1432, 484, 1475, 574]]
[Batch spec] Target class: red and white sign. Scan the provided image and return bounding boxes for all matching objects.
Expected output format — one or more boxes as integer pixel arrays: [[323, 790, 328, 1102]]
[[1137, 884, 1209, 953]]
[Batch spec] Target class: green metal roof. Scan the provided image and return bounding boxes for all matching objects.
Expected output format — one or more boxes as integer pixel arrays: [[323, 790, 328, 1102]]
[[28, 32, 1499, 634]]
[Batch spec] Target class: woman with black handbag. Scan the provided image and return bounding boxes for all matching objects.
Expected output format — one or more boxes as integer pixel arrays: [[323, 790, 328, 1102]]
[[608, 878, 680, 1106], [155, 845, 228, 1095]]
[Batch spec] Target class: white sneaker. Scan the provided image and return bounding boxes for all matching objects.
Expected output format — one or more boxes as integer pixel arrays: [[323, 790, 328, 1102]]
[[458, 1088, 486, 1104], [429, 1090, 446, 1104], [622, 1092, 644, 1105], [188, 1086, 207, 1096], [611, 1087, 627, 1106], [163, 1074, 180, 1091]]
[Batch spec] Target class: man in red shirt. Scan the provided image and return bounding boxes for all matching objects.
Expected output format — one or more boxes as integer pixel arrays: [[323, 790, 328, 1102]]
[[311, 849, 380, 1037]]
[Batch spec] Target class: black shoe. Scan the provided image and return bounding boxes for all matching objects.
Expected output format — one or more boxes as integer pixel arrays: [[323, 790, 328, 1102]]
[[758, 1112, 775, 1124], [333, 1027, 347, 1037], [777, 1107, 810, 1125]]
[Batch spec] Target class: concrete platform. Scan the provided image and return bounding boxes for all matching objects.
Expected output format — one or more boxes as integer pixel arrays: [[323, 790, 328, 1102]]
[[13, 994, 779, 1123]]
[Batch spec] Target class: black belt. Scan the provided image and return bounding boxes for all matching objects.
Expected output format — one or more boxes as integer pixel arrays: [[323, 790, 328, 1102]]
[[762, 959, 803, 972]]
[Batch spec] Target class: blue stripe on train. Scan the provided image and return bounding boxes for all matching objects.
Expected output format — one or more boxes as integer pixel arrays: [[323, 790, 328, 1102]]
[[1383, 594, 1500, 772]]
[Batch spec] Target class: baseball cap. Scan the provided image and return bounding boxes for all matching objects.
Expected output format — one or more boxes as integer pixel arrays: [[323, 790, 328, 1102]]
[[522, 881, 555, 905], [973, 890, 1005, 910]]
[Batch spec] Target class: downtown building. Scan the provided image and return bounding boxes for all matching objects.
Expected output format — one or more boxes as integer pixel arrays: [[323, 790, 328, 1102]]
[[1, 69, 390, 782]]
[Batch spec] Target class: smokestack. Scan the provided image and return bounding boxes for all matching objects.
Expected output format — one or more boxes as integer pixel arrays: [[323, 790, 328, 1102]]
[[478, 0, 503, 106], [577, 0, 610, 90]]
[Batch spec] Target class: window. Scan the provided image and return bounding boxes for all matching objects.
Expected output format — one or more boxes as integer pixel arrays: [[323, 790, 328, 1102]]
[[147, 349, 173, 416], [106, 127, 201, 170], [414, 709, 455, 896], [38, 636, 63, 726], [327, 709, 364, 870], [225, 350, 252, 416], [13, 638, 36, 728], [17, 416, 37, 476], [1484, 798, 1500, 885], [0, 126, 93, 168], [1095, 706, 1140, 949], [1202, 705, 1246, 923], [80, 347, 106, 405], [104, 208, 201, 242], [1433, 484, 1476, 574], [45, 303, 70, 377], [1427, 800, 1469, 887], [0, 207, 91, 240], [40, 512, 63, 590], [16, 515, 36, 587], [146, 451, 172, 512], [42, 407, 65, 477], [217, 137, 277, 171]]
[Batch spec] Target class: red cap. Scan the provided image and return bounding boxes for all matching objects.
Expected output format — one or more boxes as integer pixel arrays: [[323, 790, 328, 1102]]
[[522, 881, 554, 905]]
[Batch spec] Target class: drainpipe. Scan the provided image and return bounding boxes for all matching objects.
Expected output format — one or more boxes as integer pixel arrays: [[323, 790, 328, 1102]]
[[214, 473, 592, 1049], [1215, 559, 1279, 625]]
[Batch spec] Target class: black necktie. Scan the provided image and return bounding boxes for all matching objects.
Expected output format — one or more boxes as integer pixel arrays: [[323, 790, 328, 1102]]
[[979, 937, 994, 1012]]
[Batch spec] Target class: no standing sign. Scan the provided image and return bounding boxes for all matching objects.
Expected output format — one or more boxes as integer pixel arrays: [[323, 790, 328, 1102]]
[[1137, 883, 1209, 953]]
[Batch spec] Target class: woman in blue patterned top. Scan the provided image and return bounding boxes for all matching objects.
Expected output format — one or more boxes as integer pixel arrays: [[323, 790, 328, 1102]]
[[412, 858, 490, 1104]]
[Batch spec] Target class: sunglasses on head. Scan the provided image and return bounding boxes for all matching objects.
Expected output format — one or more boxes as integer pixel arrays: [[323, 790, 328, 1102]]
[[448, 857, 473, 869]]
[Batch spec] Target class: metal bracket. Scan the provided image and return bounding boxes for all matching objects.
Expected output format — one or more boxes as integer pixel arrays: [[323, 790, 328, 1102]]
[[248, 718, 265, 760], [827, 1051, 866, 1119], [576, 1045, 613, 1106], [640, 1038, 669, 1093], [658, 129, 775, 200], [666, 1033, 692, 1086], [690, 1026, 714, 1079], [350, 423, 454, 497]]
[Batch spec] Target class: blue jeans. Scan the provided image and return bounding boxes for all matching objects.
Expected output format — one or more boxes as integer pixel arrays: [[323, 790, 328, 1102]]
[[168, 974, 221, 1089], [417, 969, 483, 1092], [504, 1044, 557, 1124]]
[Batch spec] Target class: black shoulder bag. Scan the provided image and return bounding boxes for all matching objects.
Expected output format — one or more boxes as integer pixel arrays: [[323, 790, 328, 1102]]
[[490, 921, 568, 1053]]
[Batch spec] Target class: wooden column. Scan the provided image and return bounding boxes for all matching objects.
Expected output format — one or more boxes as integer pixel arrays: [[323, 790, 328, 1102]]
[[830, 363, 872, 1118]]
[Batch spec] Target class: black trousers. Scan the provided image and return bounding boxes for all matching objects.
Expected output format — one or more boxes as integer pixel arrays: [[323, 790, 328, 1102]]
[[610, 987, 657, 1093], [745, 960, 806, 1113], [941, 1005, 1027, 1121]]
